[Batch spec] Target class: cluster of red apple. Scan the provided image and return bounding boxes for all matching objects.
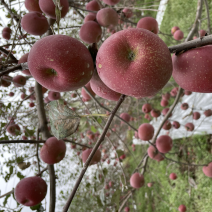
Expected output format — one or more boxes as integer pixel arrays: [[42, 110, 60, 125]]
[[2, 0, 212, 210]]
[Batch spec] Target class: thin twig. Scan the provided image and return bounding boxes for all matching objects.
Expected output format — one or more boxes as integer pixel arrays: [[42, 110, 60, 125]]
[[62, 95, 126, 212], [83, 85, 138, 132], [36, 127, 41, 173], [204, 0, 210, 34], [0, 189, 14, 199]]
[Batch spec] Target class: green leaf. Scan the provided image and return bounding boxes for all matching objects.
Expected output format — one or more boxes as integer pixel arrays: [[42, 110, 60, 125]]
[[3, 194, 10, 206], [6, 103, 11, 109], [17, 172, 25, 180], [30, 203, 41, 210], [16, 156, 24, 164], [47, 100, 80, 139], [90, 125, 97, 133], [116, 150, 124, 157], [9, 166, 13, 174], [102, 168, 108, 176], [24, 128, 35, 136], [78, 117, 87, 132], [96, 196, 103, 207], [69, 101, 81, 108]]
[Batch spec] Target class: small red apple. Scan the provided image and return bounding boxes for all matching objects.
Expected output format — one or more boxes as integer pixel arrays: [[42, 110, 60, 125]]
[[193, 112, 200, 120], [138, 123, 154, 141], [130, 172, 144, 188], [137, 17, 158, 34], [185, 123, 194, 131], [15, 176, 47, 206], [39, 0, 69, 19], [203, 162, 212, 177], [147, 145, 164, 162], [21, 12, 49, 36], [171, 26, 180, 35], [142, 103, 152, 113], [82, 148, 101, 165], [173, 30, 184, 40], [40, 137, 66, 164], [169, 173, 177, 180], [156, 135, 172, 153], [178, 204, 186, 212]]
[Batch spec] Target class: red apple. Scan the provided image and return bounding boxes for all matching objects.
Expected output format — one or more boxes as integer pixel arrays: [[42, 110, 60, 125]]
[[25, 0, 42, 13], [137, 17, 158, 34], [142, 103, 152, 113], [22, 135, 28, 140], [84, 13, 96, 23], [162, 92, 171, 100], [185, 123, 194, 131], [144, 114, 151, 121], [178, 204, 186, 212], [120, 113, 131, 122], [193, 112, 200, 120], [173, 30, 184, 40], [86, 0, 100, 12], [79, 21, 102, 44], [170, 87, 179, 97], [1, 76, 11, 87], [172, 45, 212, 92], [162, 108, 172, 117], [169, 173, 177, 180], [147, 145, 164, 162], [21, 12, 49, 36], [96, 8, 118, 27], [29, 102, 35, 107], [203, 162, 212, 177], [124, 207, 130, 212], [162, 121, 172, 130], [130, 172, 144, 188], [172, 121, 180, 129], [150, 109, 161, 118], [15, 176, 47, 206], [156, 135, 172, 153], [39, 0, 69, 19], [96, 28, 172, 98], [171, 26, 180, 35], [90, 69, 121, 101], [2, 32, 11, 40], [9, 92, 14, 97], [21, 93, 26, 100], [13, 75, 26, 87], [147, 182, 153, 187], [40, 137, 66, 164], [122, 8, 133, 18], [138, 123, 154, 141], [204, 109, 212, 117], [81, 82, 96, 101], [2, 27, 12, 34], [199, 29, 206, 37], [82, 148, 101, 165], [48, 91, 61, 101], [160, 99, 168, 107], [28, 35, 94, 92], [181, 103, 188, 110], [18, 53, 31, 75]]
